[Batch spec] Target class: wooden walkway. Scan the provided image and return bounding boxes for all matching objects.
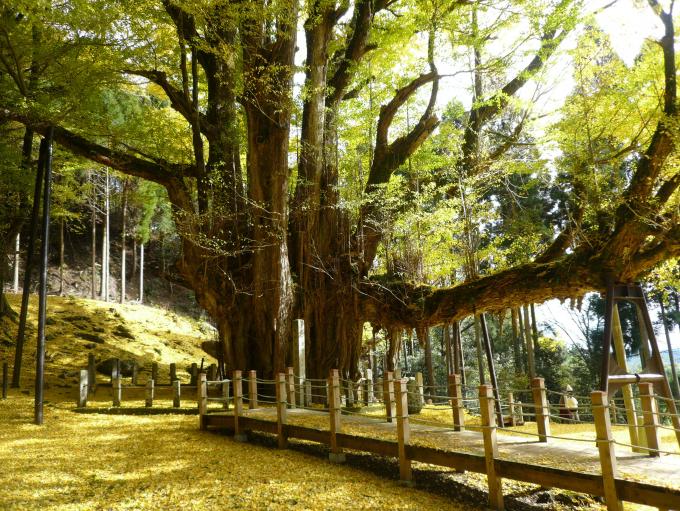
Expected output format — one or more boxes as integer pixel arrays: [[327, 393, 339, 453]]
[[202, 406, 680, 510]]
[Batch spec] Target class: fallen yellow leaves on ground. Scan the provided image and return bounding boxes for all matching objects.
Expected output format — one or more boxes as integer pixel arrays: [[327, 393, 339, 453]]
[[0, 395, 475, 510]]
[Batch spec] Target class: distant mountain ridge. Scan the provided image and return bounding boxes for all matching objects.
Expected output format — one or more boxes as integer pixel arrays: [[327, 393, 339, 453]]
[[627, 348, 680, 372]]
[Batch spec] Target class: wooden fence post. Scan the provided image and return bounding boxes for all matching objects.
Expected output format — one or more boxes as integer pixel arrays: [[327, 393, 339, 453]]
[[131, 361, 138, 385], [384, 372, 395, 422], [591, 391, 622, 511], [480, 384, 504, 510], [2, 362, 7, 400], [87, 354, 96, 395], [276, 372, 288, 449], [222, 379, 230, 410], [448, 374, 465, 431], [395, 377, 412, 485], [145, 379, 154, 408], [151, 362, 158, 383], [287, 367, 296, 408], [198, 373, 207, 430], [638, 383, 660, 457], [190, 362, 198, 385], [78, 369, 88, 407], [248, 370, 258, 409], [233, 370, 246, 441], [532, 377, 550, 442], [507, 392, 516, 427], [172, 379, 181, 407], [170, 363, 177, 382], [328, 369, 344, 462], [112, 375, 121, 407]]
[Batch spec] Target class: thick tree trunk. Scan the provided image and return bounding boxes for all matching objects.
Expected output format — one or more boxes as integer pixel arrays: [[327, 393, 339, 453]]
[[511, 308, 521, 375], [100, 169, 109, 302], [139, 243, 144, 304], [523, 305, 536, 379], [90, 180, 96, 300], [59, 218, 64, 295], [120, 183, 127, 304], [13, 233, 20, 293]]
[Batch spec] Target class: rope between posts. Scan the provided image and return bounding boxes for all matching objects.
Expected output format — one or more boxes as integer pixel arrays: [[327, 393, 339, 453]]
[[652, 394, 680, 405], [495, 426, 597, 443], [340, 409, 390, 422], [613, 440, 680, 456], [409, 417, 460, 430], [655, 423, 680, 434], [547, 413, 591, 424]]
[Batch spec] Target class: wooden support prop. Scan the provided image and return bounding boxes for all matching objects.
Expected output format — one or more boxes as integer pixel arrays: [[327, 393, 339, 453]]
[[448, 374, 465, 431], [395, 377, 413, 484], [222, 379, 230, 410], [172, 379, 181, 407], [233, 370, 246, 441], [198, 372, 207, 429], [248, 370, 258, 409], [507, 392, 516, 426], [328, 369, 344, 462], [190, 362, 198, 386], [112, 376, 121, 407], [384, 372, 395, 422], [276, 372, 288, 449], [287, 367, 296, 408], [592, 391, 622, 511], [209, 364, 217, 381], [480, 384, 504, 510], [612, 306, 639, 448], [415, 372, 424, 406], [347, 380, 355, 407], [638, 383, 660, 457], [170, 363, 177, 382], [87, 354, 96, 395], [532, 377, 550, 442], [304, 379, 312, 407], [2, 362, 8, 399], [517, 401, 524, 424], [78, 369, 88, 407], [131, 361, 138, 385], [145, 379, 154, 408], [151, 362, 158, 384]]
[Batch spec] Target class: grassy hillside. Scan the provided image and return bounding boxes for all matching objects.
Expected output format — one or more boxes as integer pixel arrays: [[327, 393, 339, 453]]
[[1, 293, 216, 400]]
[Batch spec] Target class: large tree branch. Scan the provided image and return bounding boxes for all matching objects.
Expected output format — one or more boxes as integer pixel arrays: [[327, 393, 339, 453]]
[[458, 0, 573, 178], [2, 110, 197, 184], [326, 0, 377, 109], [124, 69, 214, 136], [601, 2, 677, 270]]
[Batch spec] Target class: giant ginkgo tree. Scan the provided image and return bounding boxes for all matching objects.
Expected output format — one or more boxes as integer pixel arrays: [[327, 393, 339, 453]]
[[1, 0, 678, 379]]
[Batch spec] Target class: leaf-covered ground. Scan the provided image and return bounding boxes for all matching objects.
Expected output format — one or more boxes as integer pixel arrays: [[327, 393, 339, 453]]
[[1, 294, 216, 396], [0, 395, 475, 511]]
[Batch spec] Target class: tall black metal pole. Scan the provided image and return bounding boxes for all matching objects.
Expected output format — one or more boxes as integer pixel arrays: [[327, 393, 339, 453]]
[[34, 128, 53, 425], [11, 143, 45, 387]]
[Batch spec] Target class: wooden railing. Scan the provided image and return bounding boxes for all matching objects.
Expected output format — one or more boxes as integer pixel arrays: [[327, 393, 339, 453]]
[[197, 368, 680, 511]]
